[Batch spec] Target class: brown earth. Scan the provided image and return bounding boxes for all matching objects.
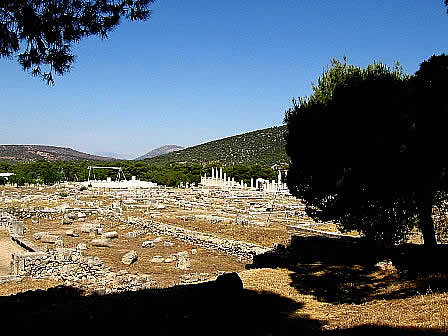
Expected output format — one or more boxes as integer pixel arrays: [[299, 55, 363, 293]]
[[0, 229, 26, 275]]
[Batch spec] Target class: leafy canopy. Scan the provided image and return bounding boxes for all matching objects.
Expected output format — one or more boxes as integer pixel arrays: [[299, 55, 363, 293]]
[[0, 0, 154, 84], [284, 56, 448, 246]]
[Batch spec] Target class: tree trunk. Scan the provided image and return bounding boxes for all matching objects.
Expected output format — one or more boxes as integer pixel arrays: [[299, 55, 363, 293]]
[[417, 184, 437, 247]]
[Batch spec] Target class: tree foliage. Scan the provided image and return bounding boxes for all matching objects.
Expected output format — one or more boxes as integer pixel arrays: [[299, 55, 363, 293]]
[[1, 160, 279, 188], [285, 56, 448, 247], [0, 0, 154, 84], [144, 126, 289, 168]]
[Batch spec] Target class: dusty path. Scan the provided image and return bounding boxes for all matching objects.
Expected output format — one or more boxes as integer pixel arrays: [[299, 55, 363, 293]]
[[0, 229, 26, 275]]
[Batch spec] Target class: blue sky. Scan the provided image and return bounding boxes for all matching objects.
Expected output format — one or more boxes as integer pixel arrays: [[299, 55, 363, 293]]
[[1, 1, 447, 159]]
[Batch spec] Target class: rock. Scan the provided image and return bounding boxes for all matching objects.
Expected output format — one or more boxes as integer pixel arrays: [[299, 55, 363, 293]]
[[92, 288, 106, 296], [81, 223, 100, 233], [77, 212, 86, 219], [164, 241, 174, 247], [375, 260, 398, 273], [67, 213, 77, 220], [121, 250, 138, 265], [65, 229, 79, 237], [151, 256, 164, 263], [215, 272, 243, 294], [191, 248, 197, 255], [41, 234, 61, 244], [89, 231, 98, 238], [55, 239, 64, 248], [142, 240, 154, 248], [102, 231, 118, 239], [176, 252, 190, 270], [33, 232, 49, 240], [62, 218, 72, 225], [91, 239, 112, 248]]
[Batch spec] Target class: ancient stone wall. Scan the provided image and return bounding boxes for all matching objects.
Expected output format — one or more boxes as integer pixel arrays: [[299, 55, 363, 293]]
[[0, 212, 14, 231], [133, 219, 270, 261], [286, 225, 360, 239], [3, 211, 153, 293], [10, 248, 153, 293]]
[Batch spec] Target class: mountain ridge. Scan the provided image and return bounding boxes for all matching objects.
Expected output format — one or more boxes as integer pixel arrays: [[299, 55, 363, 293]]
[[135, 145, 184, 160], [0, 145, 115, 162]]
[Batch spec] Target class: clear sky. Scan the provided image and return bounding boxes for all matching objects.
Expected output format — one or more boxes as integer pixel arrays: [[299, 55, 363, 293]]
[[1, 1, 447, 159]]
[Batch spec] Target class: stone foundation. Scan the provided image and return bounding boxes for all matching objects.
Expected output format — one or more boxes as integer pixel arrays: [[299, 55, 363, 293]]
[[132, 219, 270, 261]]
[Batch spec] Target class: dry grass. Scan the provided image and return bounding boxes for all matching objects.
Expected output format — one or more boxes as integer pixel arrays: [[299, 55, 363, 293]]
[[240, 267, 448, 332], [20, 216, 246, 288], [2, 185, 448, 333], [161, 216, 291, 248], [0, 277, 63, 296]]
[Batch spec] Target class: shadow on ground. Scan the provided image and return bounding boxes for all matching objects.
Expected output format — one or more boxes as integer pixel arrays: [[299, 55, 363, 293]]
[[248, 236, 448, 305], [0, 272, 446, 335]]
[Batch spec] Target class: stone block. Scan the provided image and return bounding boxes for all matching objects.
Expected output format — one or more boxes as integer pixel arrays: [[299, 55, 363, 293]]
[[151, 256, 164, 263], [121, 250, 138, 265], [176, 252, 190, 270], [91, 239, 112, 248], [41, 234, 61, 244], [65, 229, 79, 237], [141, 240, 154, 248], [102, 231, 118, 239], [77, 243, 88, 251]]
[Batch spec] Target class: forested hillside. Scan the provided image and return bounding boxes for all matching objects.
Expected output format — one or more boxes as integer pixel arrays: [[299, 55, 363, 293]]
[[143, 126, 289, 167]]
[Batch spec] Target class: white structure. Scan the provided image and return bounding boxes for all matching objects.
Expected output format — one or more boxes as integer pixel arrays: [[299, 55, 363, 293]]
[[81, 177, 157, 189], [0, 173, 14, 180], [87, 166, 125, 182], [200, 167, 289, 193], [83, 166, 157, 189]]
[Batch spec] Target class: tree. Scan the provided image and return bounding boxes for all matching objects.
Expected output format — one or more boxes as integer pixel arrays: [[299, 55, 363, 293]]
[[284, 56, 448, 247], [0, 0, 154, 84], [41, 163, 61, 185]]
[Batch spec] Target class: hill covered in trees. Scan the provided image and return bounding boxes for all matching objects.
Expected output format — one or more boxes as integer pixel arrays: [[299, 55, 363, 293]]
[[0, 126, 289, 186], [0, 145, 114, 162], [142, 126, 289, 167]]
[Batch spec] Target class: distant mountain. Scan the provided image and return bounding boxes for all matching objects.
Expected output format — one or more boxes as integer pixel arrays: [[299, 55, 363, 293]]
[[0, 145, 115, 162], [143, 126, 289, 167], [136, 145, 184, 160], [94, 152, 136, 160]]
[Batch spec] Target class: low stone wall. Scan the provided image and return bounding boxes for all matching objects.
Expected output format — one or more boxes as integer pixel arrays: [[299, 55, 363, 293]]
[[3, 211, 153, 293], [286, 225, 360, 240], [0, 212, 14, 231], [0, 212, 25, 235], [10, 233, 43, 252], [11, 248, 103, 280], [10, 248, 153, 293], [134, 219, 270, 261], [0, 275, 23, 284]]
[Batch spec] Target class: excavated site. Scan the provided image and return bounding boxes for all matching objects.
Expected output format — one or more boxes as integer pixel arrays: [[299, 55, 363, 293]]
[[0, 182, 346, 294]]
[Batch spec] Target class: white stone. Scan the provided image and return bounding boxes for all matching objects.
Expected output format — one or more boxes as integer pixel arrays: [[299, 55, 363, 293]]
[[176, 252, 190, 270], [91, 239, 112, 248], [151, 256, 164, 263], [142, 241, 154, 248], [102, 231, 118, 239], [121, 250, 138, 265]]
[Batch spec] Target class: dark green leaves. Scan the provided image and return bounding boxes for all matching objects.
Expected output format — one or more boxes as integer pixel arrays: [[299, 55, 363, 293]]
[[0, 0, 154, 84]]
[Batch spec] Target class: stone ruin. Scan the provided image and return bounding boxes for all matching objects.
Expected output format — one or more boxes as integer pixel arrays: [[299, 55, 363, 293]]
[[0, 211, 154, 293]]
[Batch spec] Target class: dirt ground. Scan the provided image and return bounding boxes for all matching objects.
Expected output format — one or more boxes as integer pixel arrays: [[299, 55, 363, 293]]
[[0, 229, 26, 275], [1, 184, 447, 334]]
